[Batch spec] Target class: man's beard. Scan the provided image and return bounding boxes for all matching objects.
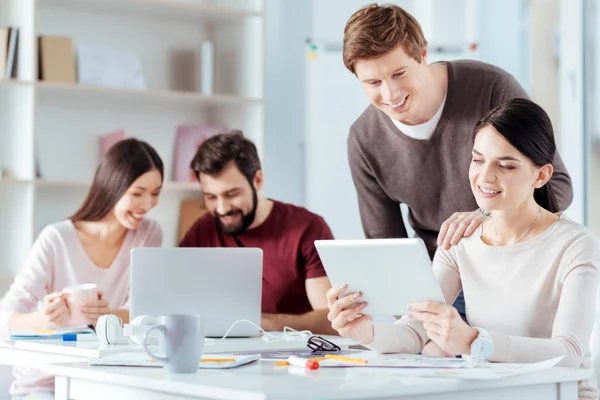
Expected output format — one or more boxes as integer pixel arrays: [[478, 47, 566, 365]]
[[214, 187, 258, 236]]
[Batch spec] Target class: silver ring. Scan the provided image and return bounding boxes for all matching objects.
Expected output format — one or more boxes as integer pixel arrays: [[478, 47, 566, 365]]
[[478, 208, 491, 217]]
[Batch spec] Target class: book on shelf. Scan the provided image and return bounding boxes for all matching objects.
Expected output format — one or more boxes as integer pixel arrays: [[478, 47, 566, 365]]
[[198, 41, 215, 95], [38, 35, 77, 83], [77, 44, 146, 90], [99, 129, 127, 158], [3, 26, 18, 79], [0, 28, 8, 77], [173, 124, 226, 182]]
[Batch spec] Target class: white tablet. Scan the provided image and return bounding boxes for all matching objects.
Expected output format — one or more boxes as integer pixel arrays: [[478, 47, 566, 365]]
[[314, 238, 445, 316]]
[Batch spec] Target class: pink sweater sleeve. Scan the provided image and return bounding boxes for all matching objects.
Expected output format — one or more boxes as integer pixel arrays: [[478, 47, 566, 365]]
[[487, 234, 599, 367], [365, 247, 463, 353], [0, 227, 55, 339]]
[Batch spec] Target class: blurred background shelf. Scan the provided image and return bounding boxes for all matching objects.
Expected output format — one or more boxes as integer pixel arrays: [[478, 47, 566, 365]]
[[35, 81, 264, 107], [40, 0, 264, 22], [33, 178, 200, 191], [2, 81, 263, 106]]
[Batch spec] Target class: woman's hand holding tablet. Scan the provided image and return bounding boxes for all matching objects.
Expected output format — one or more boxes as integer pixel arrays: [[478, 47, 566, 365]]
[[326, 284, 375, 344]]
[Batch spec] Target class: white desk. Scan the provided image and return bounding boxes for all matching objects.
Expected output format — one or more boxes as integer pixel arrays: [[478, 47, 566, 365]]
[[43, 360, 590, 400], [0, 339, 120, 367], [0, 335, 354, 368]]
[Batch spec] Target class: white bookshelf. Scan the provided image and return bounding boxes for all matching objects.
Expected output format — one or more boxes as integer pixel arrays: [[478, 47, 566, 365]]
[[35, 81, 264, 105], [0, 0, 265, 290], [44, 0, 264, 21]]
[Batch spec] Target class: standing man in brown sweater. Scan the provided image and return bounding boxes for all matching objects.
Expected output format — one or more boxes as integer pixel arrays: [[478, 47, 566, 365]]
[[344, 4, 573, 318]]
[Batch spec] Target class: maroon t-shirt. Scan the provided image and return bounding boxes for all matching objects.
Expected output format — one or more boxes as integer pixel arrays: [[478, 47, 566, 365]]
[[179, 200, 334, 314]]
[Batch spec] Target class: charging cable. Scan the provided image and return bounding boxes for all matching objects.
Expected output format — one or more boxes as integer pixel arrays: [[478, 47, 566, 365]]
[[205, 319, 313, 343], [97, 315, 313, 345]]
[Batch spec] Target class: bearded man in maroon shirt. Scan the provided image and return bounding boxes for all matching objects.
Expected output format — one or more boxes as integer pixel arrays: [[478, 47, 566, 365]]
[[180, 130, 336, 334]]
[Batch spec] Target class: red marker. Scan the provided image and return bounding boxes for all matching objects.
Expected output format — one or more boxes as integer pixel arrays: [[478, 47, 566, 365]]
[[287, 355, 321, 370]]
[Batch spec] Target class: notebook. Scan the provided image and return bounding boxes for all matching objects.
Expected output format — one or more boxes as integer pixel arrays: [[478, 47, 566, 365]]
[[89, 352, 260, 369], [11, 325, 95, 340]]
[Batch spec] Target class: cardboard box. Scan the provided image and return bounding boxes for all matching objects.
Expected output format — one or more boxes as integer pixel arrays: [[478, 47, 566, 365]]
[[178, 198, 207, 241]]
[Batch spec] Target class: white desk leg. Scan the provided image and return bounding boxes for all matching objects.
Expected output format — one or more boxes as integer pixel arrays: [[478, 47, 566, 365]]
[[557, 381, 578, 400], [55, 376, 70, 400]]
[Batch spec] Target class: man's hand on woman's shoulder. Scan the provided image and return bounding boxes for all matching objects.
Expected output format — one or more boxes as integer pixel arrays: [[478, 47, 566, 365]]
[[437, 210, 488, 250]]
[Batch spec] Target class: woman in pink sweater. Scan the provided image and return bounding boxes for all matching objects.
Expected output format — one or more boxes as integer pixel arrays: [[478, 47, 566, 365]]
[[327, 98, 600, 399], [1, 138, 164, 400]]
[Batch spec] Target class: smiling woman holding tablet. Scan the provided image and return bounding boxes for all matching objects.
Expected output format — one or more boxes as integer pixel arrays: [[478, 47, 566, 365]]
[[327, 98, 600, 400]]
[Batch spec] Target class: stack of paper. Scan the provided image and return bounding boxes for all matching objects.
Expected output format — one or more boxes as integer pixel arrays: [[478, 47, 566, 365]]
[[89, 352, 260, 369], [316, 352, 566, 380], [11, 326, 95, 340]]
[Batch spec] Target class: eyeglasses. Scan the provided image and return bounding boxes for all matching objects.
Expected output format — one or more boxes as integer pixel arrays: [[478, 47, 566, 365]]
[[306, 335, 342, 353]]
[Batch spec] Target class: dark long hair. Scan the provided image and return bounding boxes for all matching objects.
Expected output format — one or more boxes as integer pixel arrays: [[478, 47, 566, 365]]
[[473, 98, 559, 213], [70, 138, 164, 222]]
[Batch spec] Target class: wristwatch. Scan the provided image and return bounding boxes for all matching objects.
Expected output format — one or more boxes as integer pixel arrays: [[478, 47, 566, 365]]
[[465, 328, 493, 364]]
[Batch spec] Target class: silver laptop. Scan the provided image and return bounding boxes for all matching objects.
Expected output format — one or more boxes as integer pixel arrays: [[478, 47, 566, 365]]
[[130, 247, 263, 337]]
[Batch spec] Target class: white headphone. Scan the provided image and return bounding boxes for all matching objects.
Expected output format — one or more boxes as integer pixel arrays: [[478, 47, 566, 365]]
[[96, 314, 157, 345]]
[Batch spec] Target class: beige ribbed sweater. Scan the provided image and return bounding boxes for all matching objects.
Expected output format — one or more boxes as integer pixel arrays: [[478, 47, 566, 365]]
[[366, 216, 600, 400]]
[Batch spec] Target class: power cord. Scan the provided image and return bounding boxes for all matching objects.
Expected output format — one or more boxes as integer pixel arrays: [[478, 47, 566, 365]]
[[205, 319, 313, 343], [98, 315, 313, 345]]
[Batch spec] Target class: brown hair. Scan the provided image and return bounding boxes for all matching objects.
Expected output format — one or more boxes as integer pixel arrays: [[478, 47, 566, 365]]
[[190, 130, 261, 184], [70, 138, 164, 222], [343, 3, 428, 74]]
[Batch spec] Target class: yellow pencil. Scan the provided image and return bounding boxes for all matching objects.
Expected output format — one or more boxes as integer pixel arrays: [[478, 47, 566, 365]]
[[275, 361, 289, 366], [34, 329, 56, 334], [200, 358, 237, 363], [325, 354, 368, 364], [308, 357, 328, 362]]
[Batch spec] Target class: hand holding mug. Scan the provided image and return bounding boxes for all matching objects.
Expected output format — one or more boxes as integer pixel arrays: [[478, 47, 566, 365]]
[[62, 283, 100, 326], [40, 292, 70, 327], [81, 291, 110, 326]]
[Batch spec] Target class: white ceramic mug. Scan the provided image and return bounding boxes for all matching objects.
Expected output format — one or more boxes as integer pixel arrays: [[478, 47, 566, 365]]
[[62, 283, 99, 326], [143, 314, 205, 373]]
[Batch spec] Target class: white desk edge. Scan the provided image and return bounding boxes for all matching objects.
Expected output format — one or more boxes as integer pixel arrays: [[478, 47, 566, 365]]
[[41, 361, 592, 400]]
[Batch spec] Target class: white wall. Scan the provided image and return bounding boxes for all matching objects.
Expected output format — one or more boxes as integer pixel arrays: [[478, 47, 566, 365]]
[[588, 0, 600, 233], [528, 0, 560, 129], [477, 0, 527, 87], [263, 0, 310, 205], [558, 0, 586, 225]]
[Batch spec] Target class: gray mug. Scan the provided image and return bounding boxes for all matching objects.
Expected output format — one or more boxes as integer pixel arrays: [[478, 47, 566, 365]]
[[142, 314, 205, 373]]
